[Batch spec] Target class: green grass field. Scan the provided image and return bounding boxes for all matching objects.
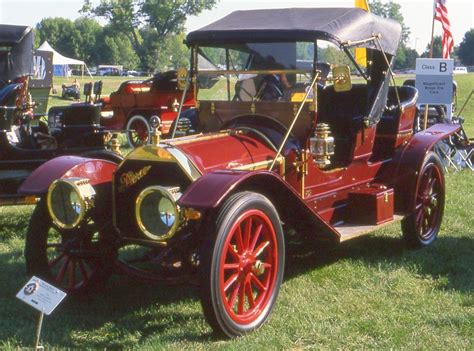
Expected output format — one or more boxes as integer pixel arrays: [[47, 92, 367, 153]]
[[0, 74, 472, 349]]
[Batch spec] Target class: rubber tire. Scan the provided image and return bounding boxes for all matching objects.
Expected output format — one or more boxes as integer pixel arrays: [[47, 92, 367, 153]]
[[401, 152, 445, 248], [199, 192, 285, 338], [24, 198, 112, 294], [126, 115, 151, 148]]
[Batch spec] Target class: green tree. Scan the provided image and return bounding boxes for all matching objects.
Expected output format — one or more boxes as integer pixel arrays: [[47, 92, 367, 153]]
[[421, 36, 443, 58], [458, 29, 474, 65], [369, 0, 410, 44], [369, 1, 414, 69], [35, 18, 82, 58], [82, 0, 218, 71], [102, 32, 140, 70]]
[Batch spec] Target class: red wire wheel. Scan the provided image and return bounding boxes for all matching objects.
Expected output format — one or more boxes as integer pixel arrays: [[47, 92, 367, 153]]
[[200, 192, 285, 337], [126, 115, 151, 148], [25, 199, 113, 294], [402, 152, 445, 248]]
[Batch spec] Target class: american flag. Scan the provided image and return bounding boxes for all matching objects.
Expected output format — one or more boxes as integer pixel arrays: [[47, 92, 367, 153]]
[[434, 0, 454, 58]]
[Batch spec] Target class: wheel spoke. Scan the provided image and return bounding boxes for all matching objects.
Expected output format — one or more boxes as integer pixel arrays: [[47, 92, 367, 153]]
[[56, 256, 70, 284], [224, 273, 239, 292], [244, 217, 252, 250], [48, 253, 65, 269], [245, 277, 255, 309], [237, 282, 245, 314], [228, 284, 240, 309], [68, 259, 76, 289], [224, 263, 239, 271], [78, 259, 89, 284], [250, 223, 263, 252], [236, 226, 244, 253], [416, 206, 424, 227], [227, 244, 240, 261], [249, 272, 266, 292], [253, 240, 270, 258]]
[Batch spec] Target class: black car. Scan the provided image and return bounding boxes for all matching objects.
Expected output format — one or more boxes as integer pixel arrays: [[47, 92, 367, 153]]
[[0, 24, 121, 205]]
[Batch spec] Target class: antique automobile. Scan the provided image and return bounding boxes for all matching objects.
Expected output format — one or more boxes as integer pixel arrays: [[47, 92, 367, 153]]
[[0, 24, 121, 205], [20, 8, 460, 337], [99, 69, 196, 147]]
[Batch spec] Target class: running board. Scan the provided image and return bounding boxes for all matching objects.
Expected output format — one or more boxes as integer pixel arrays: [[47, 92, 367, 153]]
[[335, 215, 404, 242]]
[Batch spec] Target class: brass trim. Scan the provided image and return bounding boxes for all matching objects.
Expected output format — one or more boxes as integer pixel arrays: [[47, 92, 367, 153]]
[[169, 130, 231, 146], [124, 144, 202, 182], [135, 186, 181, 242], [47, 178, 94, 229], [231, 156, 284, 171]]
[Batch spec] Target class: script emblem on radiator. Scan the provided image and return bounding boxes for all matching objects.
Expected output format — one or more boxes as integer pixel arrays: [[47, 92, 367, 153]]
[[119, 166, 151, 192]]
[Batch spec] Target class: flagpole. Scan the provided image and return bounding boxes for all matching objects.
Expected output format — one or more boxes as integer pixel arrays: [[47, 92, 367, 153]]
[[424, 2, 437, 130]]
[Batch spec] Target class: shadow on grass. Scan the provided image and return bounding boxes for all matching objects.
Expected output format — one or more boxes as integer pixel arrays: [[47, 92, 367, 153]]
[[1, 230, 472, 348], [285, 232, 474, 294]]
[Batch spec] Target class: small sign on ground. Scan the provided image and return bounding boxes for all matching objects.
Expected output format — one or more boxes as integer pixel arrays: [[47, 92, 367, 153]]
[[16, 276, 67, 315]]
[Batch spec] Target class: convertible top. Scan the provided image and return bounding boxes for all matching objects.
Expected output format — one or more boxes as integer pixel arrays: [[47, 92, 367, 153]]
[[186, 8, 401, 55], [0, 24, 32, 46], [0, 24, 34, 83]]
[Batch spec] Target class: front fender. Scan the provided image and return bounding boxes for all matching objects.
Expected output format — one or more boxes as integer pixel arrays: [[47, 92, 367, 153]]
[[18, 156, 118, 195], [390, 123, 460, 213], [179, 169, 339, 241]]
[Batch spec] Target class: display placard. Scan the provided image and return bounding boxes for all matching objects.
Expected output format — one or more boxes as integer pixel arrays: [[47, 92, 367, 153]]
[[415, 58, 454, 105], [16, 276, 67, 315]]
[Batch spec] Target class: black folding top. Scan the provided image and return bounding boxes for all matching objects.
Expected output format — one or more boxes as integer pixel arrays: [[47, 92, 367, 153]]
[[0, 24, 32, 46], [186, 8, 401, 55]]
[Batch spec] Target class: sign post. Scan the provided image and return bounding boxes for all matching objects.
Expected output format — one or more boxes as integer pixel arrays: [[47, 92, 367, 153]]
[[415, 58, 454, 128], [16, 276, 67, 350]]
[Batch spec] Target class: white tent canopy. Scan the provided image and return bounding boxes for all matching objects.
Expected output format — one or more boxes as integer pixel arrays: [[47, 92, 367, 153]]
[[38, 41, 92, 77]]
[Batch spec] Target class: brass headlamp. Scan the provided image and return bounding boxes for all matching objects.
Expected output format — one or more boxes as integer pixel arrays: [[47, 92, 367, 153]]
[[310, 123, 335, 169], [47, 178, 96, 229]]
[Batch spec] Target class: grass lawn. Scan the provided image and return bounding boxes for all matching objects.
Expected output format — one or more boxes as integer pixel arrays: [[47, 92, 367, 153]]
[[0, 74, 472, 349]]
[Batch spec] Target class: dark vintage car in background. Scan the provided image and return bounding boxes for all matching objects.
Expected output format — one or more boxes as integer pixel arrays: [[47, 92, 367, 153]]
[[20, 8, 460, 337], [99, 69, 196, 147], [0, 24, 121, 205]]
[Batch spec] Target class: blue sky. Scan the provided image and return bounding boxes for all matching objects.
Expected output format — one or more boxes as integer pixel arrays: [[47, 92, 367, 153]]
[[1, 0, 472, 53]]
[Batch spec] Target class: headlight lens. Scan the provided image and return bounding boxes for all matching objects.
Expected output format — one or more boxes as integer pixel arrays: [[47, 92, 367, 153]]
[[47, 178, 95, 229], [135, 186, 180, 241]]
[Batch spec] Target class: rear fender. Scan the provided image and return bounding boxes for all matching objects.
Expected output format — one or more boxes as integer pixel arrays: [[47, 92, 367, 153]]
[[389, 123, 460, 213], [18, 156, 118, 195], [179, 170, 339, 241]]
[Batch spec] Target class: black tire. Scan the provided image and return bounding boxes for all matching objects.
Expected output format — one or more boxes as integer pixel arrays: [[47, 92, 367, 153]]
[[24, 198, 114, 294], [199, 192, 285, 338], [401, 152, 445, 248]]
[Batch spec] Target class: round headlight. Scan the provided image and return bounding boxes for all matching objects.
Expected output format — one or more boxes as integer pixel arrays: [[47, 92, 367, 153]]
[[135, 186, 180, 241], [47, 178, 95, 229]]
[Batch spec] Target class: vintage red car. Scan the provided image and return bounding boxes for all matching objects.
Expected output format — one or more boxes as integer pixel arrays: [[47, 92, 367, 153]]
[[99, 70, 196, 147], [20, 8, 460, 338]]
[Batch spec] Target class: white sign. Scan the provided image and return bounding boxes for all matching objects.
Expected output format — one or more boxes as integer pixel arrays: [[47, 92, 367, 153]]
[[415, 58, 454, 105], [16, 276, 67, 315]]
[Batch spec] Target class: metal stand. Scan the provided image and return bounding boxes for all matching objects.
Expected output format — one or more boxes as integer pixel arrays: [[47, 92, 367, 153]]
[[34, 312, 44, 350]]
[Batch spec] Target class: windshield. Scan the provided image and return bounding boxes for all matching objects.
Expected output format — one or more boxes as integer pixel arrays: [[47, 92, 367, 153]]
[[196, 42, 316, 102]]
